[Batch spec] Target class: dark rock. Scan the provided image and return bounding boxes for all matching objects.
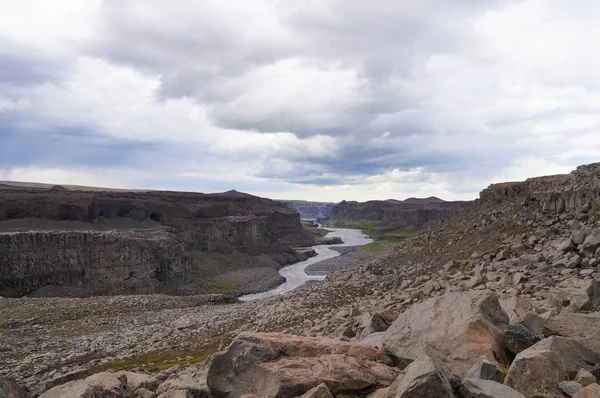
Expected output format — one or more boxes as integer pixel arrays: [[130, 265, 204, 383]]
[[587, 275, 600, 311], [465, 356, 505, 383], [391, 355, 454, 398], [505, 324, 540, 355]]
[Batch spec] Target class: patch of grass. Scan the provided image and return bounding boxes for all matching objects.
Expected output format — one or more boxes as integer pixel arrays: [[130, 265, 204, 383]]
[[328, 219, 418, 245], [206, 284, 237, 294], [361, 242, 386, 253], [302, 224, 333, 237], [89, 347, 218, 373]]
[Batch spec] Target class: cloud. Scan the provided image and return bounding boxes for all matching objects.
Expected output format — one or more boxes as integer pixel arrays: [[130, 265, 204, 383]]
[[1, 0, 600, 201]]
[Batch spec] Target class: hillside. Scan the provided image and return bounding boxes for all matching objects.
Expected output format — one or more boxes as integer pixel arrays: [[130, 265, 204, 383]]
[[325, 197, 473, 243], [3, 163, 600, 397]]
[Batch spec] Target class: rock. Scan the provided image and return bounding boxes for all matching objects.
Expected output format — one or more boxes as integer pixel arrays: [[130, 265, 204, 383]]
[[157, 390, 192, 398], [467, 264, 487, 289], [587, 275, 600, 311], [358, 332, 385, 350], [575, 369, 596, 387], [557, 238, 576, 253], [207, 332, 398, 397], [572, 383, 600, 398], [521, 312, 550, 335], [559, 381, 583, 397], [547, 279, 590, 312], [42, 369, 92, 393], [382, 291, 510, 377], [298, 383, 333, 398], [499, 296, 533, 324], [496, 249, 511, 261], [505, 324, 540, 355], [114, 372, 159, 393], [465, 356, 505, 383], [505, 336, 600, 394], [391, 355, 454, 398], [459, 379, 526, 398], [39, 372, 126, 398], [544, 313, 600, 354], [0, 376, 28, 398], [572, 229, 589, 245], [133, 388, 156, 398], [156, 370, 208, 397], [359, 313, 391, 338], [581, 234, 600, 256]]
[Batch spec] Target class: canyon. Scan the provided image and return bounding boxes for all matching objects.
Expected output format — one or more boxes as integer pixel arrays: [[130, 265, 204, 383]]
[[0, 187, 317, 298], [3, 163, 600, 398]]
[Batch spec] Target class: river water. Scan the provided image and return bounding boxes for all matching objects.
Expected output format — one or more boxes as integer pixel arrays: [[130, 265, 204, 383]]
[[239, 228, 373, 302]]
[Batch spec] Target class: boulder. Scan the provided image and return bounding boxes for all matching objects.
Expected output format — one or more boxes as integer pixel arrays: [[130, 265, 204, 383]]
[[580, 234, 600, 257], [39, 372, 126, 398], [499, 296, 533, 324], [156, 370, 209, 397], [0, 376, 28, 398], [459, 379, 526, 398], [358, 313, 392, 338], [382, 291, 510, 377], [505, 324, 540, 355], [587, 275, 600, 311], [114, 372, 159, 393], [573, 383, 600, 398], [575, 369, 597, 387], [547, 278, 590, 312], [390, 355, 454, 398], [157, 390, 192, 398], [298, 383, 333, 398], [544, 313, 600, 354], [505, 336, 600, 395], [465, 356, 505, 383], [207, 332, 398, 397], [559, 381, 583, 397], [42, 369, 92, 393]]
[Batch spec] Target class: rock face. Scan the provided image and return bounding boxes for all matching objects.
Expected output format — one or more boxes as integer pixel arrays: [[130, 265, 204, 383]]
[[207, 332, 398, 397], [327, 198, 473, 230], [39, 372, 126, 398], [505, 336, 600, 395], [0, 188, 315, 297], [382, 291, 510, 377]]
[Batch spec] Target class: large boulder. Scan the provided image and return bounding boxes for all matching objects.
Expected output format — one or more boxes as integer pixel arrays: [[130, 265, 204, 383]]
[[544, 313, 600, 354], [505, 324, 540, 355], [389, 355, 454, 398], [0, 376, 28, 398], [459, 379, 525, 398], [580, 234, 600, 257], [382, 291, 510, 377], [505, 336, 600, 395], [38, 372, 126, 398], [207, 332, 398, 397], [298, 383, 333, 398]]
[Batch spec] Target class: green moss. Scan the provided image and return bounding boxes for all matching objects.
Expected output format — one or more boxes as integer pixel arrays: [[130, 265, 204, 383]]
[[89, 348, 218, 373], [361, 242, 386, 253], [206, 284, 237, 294]]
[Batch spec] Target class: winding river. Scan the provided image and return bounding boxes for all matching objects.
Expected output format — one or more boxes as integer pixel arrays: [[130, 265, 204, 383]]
[[239, 228, 373, 301]]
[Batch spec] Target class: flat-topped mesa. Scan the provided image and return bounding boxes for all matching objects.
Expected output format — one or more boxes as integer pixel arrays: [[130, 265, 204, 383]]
[[479, 162, 600, 213]]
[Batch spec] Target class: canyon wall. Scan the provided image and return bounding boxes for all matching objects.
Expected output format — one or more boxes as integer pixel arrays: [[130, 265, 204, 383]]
[[327, 198, 473, 230], [287, 202, 337, 222], [0, 188, 314, 297]]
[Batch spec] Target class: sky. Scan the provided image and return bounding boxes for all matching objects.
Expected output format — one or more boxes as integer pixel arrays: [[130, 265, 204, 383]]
[[1, 0, 599, 202]]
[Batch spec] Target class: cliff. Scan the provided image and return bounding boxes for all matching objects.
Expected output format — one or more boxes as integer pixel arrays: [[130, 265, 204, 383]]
[[0, 188, 315, 297], [326, 197, 473, 230]]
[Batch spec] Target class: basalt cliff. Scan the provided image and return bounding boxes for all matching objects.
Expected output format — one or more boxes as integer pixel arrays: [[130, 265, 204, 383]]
[[0, 188, 316, 298]]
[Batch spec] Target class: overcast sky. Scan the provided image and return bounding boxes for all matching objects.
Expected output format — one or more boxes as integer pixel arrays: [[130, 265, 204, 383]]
[[1, 1, 599, 201]]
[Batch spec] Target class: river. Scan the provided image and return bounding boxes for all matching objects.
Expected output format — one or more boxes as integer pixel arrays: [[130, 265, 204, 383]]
[[239, 228, 373, 301]]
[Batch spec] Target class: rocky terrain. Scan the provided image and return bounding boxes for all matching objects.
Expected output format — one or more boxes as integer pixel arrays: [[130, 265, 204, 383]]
[[3, 162, 600, 397], [0, 187, 317, 298]]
